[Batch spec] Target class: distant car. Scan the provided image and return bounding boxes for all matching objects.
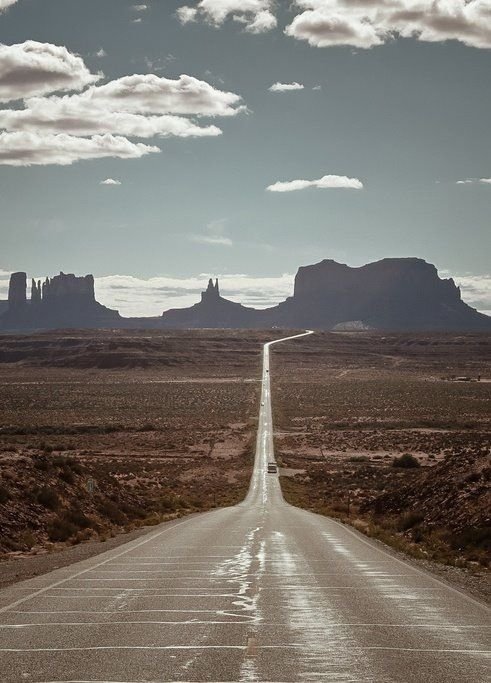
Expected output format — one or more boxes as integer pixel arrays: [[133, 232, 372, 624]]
[[267, 462, 277, 474]]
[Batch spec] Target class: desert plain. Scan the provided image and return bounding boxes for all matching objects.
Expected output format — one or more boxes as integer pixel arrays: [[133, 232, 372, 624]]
[[0, 329, 489, 597]]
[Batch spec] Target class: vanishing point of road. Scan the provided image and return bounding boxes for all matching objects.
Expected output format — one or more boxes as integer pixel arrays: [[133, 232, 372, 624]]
[[0, 332, 489, 682]]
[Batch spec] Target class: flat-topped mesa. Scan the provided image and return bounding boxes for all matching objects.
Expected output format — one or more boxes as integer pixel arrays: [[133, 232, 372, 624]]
[[274, 257, 486, 330], [293, 258, 461, 306]]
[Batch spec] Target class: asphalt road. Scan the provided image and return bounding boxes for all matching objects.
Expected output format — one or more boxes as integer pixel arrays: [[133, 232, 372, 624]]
[[0, 332, 489, 682]]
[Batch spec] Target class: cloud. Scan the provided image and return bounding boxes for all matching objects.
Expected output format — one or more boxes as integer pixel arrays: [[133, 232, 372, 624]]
[[244, 10, 277, 33], [100, 178, 122, 185], [0, 99, 223, 138], [0, 132, 159, 166], [94, 272, 295, 316], [190, 217, 233, 246], [442, 272, 491, 316], [267, 173, 364, 192], [0, 72, 240, 164], [269, 81, 305, 92], [286, 6, 384, 48], [178, 1, 491, 49], [190, 235, 233, 246], [0, 0, 19, 11], [69, 73, 244, 117], [132, 4, 148, 10], [0, 41, 101, 103], [456, 178, 491, 185], [177, 0, 277, 33], [286, 0, 491, 50], [176, 6, 199, 23]]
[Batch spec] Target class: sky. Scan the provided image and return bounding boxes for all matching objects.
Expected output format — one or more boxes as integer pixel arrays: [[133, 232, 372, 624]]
[[0, 0, 490, 316]]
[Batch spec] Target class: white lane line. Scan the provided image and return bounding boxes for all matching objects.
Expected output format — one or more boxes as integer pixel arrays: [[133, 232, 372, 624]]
[[30, 593, 240, 599], [1, 645, 489, 655], [0, 514, 222, 615], [0, 622, 487, 629], [9, 609, 256, 624], [47, 586, 242, 590], [0, 621, 261, 628]]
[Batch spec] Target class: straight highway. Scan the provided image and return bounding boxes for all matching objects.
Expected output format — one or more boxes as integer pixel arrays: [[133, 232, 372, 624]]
[[0, 331, 489, 682]]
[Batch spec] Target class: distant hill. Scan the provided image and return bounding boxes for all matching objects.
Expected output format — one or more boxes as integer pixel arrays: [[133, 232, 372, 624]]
[[1, 259, 490, 332]]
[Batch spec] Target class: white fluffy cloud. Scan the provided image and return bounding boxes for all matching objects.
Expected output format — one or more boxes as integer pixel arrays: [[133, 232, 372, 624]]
[[177, 0, 277, 33], [286, 0, 491, 49], [267, 174, 364, 192], [0, 132, 158, 166], [100, 178, 122, 185], [177, 0, 491, 49], [0, 0, 19, 11], [78, 73, 243, 117], [0, 98, 222, 138], [0, 41, 101, 103], [269, 82, 305, 92], [456, 178, 491, 185], [0, 45, 242, 165]]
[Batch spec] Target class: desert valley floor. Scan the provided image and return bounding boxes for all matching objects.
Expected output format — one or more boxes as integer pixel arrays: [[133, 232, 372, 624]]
[[0, 330, 489, 599]]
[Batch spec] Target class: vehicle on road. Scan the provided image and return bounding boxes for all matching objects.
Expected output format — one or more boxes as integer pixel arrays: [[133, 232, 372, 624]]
[[267, 462, 277, 473]]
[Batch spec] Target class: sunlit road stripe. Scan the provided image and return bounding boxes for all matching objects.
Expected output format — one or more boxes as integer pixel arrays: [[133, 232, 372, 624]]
[[0, 622, 487, 629], [29, 593, 243, 598], [1, 645, 489, 654]]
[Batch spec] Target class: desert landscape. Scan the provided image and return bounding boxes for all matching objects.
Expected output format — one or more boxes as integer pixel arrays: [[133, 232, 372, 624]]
[[271, 332, 490, 577], [0, 330, 287, 564], [0, 329, 489, 597]]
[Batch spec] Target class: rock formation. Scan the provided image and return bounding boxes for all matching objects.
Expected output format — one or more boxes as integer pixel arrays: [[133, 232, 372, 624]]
[[8, 272, 27, 309], [161, 278, 258, 328], [161, 258, 491, 331], [1, 259, 490, 332], [267, 258, 491, 331], [0, 271, 120, 330]]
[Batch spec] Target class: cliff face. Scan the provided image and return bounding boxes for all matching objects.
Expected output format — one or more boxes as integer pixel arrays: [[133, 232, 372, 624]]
[[269, 258, 490, 331], [0, 271, 120, 331]]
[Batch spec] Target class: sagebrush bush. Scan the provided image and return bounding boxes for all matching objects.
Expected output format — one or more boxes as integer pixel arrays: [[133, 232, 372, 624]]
[[0, 484, 10, 504], [392, 453, 420, 469], [36, 486, 60, 510], [397, 511, 424, 531]]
